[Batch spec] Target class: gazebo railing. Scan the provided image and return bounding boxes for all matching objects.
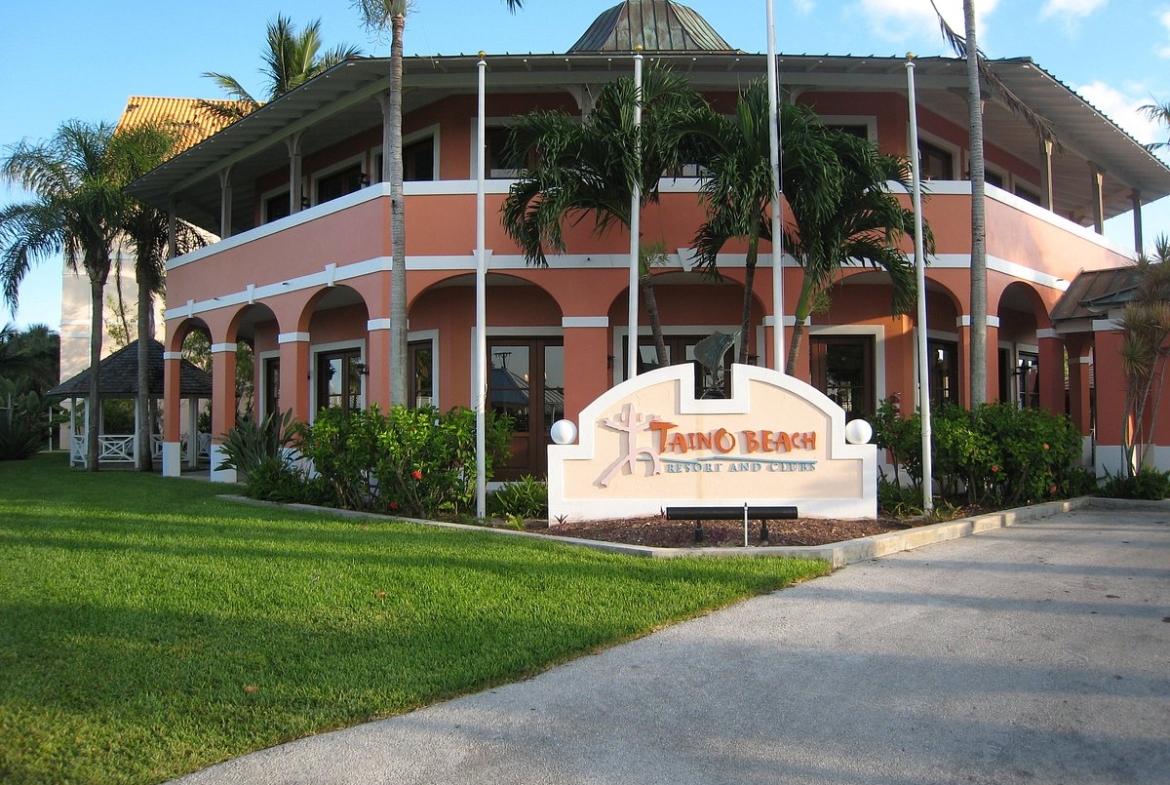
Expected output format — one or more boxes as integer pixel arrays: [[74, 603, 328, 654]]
[[71, 432, 211, 468]]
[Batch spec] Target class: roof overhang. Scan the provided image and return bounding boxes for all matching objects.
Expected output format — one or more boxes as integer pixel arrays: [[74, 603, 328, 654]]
[[127, 52, 1170, 236]]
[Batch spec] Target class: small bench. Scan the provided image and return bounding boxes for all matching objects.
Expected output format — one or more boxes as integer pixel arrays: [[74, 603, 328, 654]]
[[665, 505, 799, 545]]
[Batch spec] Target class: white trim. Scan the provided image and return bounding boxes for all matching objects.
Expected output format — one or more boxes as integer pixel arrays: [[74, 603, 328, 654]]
[[278, 332, 311, 344], [808, 324, 888, 407], [367, 318, 393, 331], [930, 253, 1071, 291], [210, 343, 235, 354], [1070, 355, 1093, 365], [161, 441, 182, 478], [763, 315, 799, 327], [563, 316, 608, 329], [1036, 328, 1059, 340], [209, 444, 237, 484], [957, 315, 1001, 328], [163, 351, 183, 361], [1093, 318, 1121, 332]]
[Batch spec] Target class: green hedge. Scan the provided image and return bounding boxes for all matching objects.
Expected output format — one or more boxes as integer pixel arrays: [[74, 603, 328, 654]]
[[873, 396, 1093, 508]]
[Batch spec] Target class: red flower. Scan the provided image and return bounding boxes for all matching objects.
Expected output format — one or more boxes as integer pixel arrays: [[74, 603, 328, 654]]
[[412, 470, 423, 480], [990, 465, 1000, 473], [389, 502, 400, 510]]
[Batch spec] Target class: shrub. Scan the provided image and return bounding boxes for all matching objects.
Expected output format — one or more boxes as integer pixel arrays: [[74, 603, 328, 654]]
[[297, 405, 512, 518], [0, 381, 62, 461], [1099, 467, 1170, 500], [877, 473, 923, 517], [872, 398, 1085, 507], [216, 409, 298, 480], [490, 475, 548, 519]]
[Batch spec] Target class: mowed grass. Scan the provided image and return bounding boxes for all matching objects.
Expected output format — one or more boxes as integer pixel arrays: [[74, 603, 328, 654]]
[[0, 454, 830, 785]]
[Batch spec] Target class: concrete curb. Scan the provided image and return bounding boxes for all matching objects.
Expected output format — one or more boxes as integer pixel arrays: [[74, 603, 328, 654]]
[[218, 494, 1151, 568]]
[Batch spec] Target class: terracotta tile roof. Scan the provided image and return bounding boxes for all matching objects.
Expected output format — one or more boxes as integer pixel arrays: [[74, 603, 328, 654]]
[[116, 96, 239, 155]]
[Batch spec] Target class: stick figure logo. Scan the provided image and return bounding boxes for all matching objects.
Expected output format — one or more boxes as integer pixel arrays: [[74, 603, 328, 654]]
[[597, 403, 675, 487]]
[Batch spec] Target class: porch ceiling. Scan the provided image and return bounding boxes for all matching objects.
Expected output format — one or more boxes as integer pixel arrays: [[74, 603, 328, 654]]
[[127, 53, 1170, 238]]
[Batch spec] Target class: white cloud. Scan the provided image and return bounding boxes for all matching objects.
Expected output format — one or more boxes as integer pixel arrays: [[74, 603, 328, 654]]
[[1039, 0, 1108, 20], [792, 0, 815, 15], [1075, 80, 1164, 147], [853, 0, 999, 47]]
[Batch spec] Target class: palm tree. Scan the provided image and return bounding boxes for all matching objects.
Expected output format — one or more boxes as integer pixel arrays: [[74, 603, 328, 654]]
[[352, 0, 524, 405], [0, 120, 149, 470], [781, 131, 924, 375], [1119, 234, 1170, 476], [684, 83, 841, 365], [0, 323, 59, 393], [201, 15, 362, 121], [500, 67, 706, 369], [1140, 100, 1170, 151], [115, 122, 206, 470]]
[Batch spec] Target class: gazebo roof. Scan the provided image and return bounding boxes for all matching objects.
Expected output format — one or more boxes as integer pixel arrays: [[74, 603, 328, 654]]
[[569, 0, 737, 53], [47, 339, 212, 399]]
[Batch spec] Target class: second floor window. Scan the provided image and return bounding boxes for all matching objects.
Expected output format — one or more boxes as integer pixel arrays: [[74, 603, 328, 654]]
[[316, 164, 365, 205], [918, 140, 954, 181]]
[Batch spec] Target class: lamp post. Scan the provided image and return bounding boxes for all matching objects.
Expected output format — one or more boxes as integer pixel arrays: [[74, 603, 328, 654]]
[[475, 52, 488, 519], [905, 53, 934, 515], [627, 46, 644, 383], [766, 0, 785, 373]]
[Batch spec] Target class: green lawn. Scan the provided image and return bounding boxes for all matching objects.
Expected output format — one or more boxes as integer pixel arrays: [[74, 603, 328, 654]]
[[0, 453, 829, 785]]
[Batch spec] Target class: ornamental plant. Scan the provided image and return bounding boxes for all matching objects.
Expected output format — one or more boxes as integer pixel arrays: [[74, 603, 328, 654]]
[[297, 405, 511, 518]]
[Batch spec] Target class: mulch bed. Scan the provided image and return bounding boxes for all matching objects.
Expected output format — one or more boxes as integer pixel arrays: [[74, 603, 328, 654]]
[[518, 513, 924, 548]]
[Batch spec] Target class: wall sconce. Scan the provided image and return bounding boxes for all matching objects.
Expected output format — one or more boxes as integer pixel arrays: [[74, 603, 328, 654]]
[[300, 196, 311, 208], [355, 363, 369, 376], [359, 173, 370, 186]]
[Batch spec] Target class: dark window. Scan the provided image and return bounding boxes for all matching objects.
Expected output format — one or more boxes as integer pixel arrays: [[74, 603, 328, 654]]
[[316, 164, 365, 205], [488, 339, 563, 480], [487, 127, 530, 178], [263, 357, 280, 418], [810, 335, 875, 421], [316, 348, 362, 413], [1017, 352, 1040, 408], [927, 339, 959, 408], [265, 191, 291, 223], [1015, 185, 1042, 205], [985, 170, 1005, 189], [918, 140, 953, 181], [622, 335, 741, 398], [409, 341, 434, 408], [404, 137, 435, 181]]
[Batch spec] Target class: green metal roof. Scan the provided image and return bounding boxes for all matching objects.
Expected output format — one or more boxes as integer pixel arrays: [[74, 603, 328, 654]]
[[568, 1, 737, 53]]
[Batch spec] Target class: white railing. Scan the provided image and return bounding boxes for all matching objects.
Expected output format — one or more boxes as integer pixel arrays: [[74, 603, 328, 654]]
[[71, 432, 210, 468]]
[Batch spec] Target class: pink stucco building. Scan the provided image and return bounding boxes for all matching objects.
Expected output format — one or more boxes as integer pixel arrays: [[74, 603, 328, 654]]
[[126, 1, 1170, 483]]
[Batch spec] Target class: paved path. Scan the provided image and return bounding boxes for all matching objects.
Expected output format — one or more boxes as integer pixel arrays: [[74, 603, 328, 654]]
[[171, 503, 1170, 785]]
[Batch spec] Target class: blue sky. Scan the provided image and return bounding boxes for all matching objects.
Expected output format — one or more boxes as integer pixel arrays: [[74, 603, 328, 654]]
[[2, 0, 1168, 329]]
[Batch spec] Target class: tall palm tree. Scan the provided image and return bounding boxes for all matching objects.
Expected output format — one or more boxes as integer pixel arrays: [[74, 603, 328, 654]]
[[352, 0, 524, 405], [781, 131, 924, 375], [201, 15, 362, 121], [0, 120, 143, 470], [684, 83, 841, 365], [115, 122, 205, 470], [0, 323, 58, 393], [501, 67, 706, 369]]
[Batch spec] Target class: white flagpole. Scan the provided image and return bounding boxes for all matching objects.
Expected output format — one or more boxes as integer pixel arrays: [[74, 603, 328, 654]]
[[627, 46, 644, 383], [766, 0, 785, 373], [475, 52, 489, 520], [905, 53, 934, 516]]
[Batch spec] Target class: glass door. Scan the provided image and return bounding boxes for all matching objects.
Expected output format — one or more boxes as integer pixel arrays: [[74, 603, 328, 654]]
[[488, 338, 563, 480]]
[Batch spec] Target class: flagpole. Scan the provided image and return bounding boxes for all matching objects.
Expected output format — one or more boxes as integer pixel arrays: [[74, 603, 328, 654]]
[[627, 46, 644, 383], [475, 52, 489, 520], [766, 0, 785, 373], [905, 53, 934, 515]]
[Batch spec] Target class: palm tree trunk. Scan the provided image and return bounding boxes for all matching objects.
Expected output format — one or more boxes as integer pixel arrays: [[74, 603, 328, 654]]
[[739, 232, 760, 365], [388, 11, 408, 406], [784, 273, 816, 376], [87, 275, 104, 472], [965, 0, 988, 406], [640, 274, 668, 367], [136, 282, 153, 471]]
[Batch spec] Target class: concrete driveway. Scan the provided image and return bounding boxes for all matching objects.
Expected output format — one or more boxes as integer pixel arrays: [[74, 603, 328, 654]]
[[171, 502, 1170, 785]]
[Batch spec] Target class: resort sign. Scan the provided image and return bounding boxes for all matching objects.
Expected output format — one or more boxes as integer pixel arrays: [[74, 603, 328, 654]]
[[548, 364, 876, 523]]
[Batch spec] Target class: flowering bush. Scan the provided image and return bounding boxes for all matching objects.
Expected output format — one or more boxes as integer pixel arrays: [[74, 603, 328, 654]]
[[873, 398, 1085, 507], [296, 405, 512, 518]]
